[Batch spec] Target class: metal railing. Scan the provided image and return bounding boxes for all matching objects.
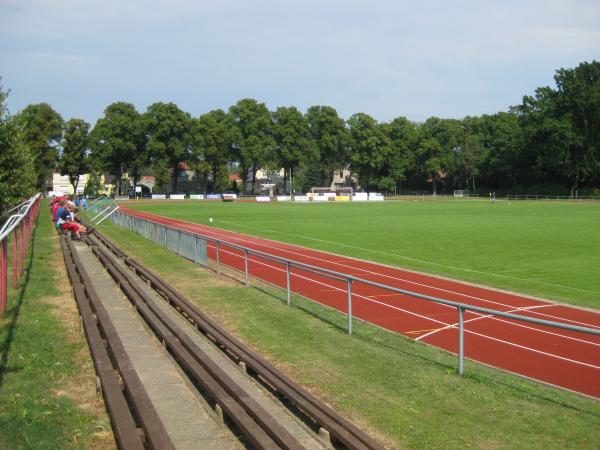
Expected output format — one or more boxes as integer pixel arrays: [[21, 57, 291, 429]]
[[0, 193, 42, 316], [506, 194, 599, 201], [111, 210, 600, 376]]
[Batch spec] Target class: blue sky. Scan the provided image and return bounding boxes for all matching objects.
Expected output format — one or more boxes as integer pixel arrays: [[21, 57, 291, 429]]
[[1, 0, 599, 125]]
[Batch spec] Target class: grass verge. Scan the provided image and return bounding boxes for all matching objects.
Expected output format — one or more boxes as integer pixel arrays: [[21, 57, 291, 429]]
[[99, 219, 600, 449], [0, 209, 114, 450]]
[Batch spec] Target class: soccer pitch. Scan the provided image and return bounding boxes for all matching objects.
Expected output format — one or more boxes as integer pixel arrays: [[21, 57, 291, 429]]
[[124, 198, 600, 310]]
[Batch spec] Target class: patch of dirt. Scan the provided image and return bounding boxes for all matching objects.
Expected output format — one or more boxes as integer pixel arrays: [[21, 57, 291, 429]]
[[46, 235, 117, 450]]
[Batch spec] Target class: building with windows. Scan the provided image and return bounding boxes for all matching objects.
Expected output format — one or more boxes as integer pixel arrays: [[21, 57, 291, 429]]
[[50, 173, 114, 196], [51, 173, 91, 195]]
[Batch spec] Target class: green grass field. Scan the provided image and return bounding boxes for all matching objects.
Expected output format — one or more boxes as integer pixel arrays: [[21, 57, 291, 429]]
[[123, 198, 600, 310]]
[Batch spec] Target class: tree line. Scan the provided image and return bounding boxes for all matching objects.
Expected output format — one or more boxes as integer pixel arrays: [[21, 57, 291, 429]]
[[1, 60, 599, 212]]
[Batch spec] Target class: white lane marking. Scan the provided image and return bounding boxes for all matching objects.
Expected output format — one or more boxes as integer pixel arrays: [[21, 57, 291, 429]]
[[367, 293, 405, 298], [206, 242, 600, 369], [416, 304, 600, 349]]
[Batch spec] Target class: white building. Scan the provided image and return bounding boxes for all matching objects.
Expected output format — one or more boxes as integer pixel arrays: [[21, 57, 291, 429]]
[[51, 173, 92, 195]]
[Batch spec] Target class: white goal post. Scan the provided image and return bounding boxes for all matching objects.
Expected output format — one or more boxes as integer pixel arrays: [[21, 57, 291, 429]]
[[311, 186, 354, 196]]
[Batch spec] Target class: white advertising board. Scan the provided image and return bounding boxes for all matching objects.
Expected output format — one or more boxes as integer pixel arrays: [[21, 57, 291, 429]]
[[256, 196, 271, 202]]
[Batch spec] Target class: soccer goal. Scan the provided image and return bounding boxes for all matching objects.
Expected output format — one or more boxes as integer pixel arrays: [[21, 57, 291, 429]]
[[453, 190, 469, 198], [311, 186, 354, 196]]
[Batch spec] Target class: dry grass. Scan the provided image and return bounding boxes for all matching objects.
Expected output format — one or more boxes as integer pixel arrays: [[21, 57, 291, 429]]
[[46, 236, 116, 450]]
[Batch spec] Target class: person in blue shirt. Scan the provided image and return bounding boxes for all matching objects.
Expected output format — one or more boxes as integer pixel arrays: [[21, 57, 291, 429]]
[[54, 202, 66, 229]]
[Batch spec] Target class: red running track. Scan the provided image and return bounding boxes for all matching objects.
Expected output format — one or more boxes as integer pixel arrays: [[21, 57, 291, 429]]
[[121, 208, 600, 398]]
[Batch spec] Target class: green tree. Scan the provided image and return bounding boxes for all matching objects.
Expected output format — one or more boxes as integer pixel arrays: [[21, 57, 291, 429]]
[[382, 116, 417, 193], [83, 168, 103, 197], [514, 61, 600, 195], [143, 102, 192, 194], [306, 105, 349, 186], [554, 61, 600, 193], [415, 118, 462, 195], [191, 109, 229, 193], [90, 102, 145, 195], [15, 103, 63, 191], [450, 116, 487, 192], [347, 113, 393, 191], [227, 99, 274, 194], [272, 106, 317, 194], [478, 112, 522, 189], [0, 84, 36, 212], [60, 118, 90, 195]]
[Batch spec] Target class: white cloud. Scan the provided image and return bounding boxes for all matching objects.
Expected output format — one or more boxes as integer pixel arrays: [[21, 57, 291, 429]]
[[1, 0, 599, 122]]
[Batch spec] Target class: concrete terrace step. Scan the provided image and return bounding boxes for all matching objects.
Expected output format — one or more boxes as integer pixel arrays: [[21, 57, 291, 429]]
[[72, 240, 243, 450]]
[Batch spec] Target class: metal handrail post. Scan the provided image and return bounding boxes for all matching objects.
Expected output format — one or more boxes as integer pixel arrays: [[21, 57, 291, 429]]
[[1, 239, 7, 316], [216, 241, 221, 274], [12, 229, 17, 288], [18, 222, 24, 276], [244, 249, 249, 286], [347, 278, 353, 335], [286, 262, 291, 305], [194, 235, 198, 264], [458, 306, 464, 376]]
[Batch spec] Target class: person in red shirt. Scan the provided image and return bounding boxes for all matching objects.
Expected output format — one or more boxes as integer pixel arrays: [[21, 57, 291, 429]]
[[56, 205, 94, 240]]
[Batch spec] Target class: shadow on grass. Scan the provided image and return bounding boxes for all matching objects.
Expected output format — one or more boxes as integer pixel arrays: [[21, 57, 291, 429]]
[[0, 223, 37, 389], [252, 285, 600, 419]]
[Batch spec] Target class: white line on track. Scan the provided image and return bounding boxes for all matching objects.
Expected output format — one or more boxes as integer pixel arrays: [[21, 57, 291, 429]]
[[367, 293, 405, 298], [206, 242, 600, 368]]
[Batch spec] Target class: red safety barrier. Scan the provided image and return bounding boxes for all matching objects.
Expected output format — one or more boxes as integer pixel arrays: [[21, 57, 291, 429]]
[[0, 194, 41, 317]]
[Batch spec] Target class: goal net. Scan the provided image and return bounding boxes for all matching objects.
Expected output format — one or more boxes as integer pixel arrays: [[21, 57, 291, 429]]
[[311, 186, 354, 196]]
